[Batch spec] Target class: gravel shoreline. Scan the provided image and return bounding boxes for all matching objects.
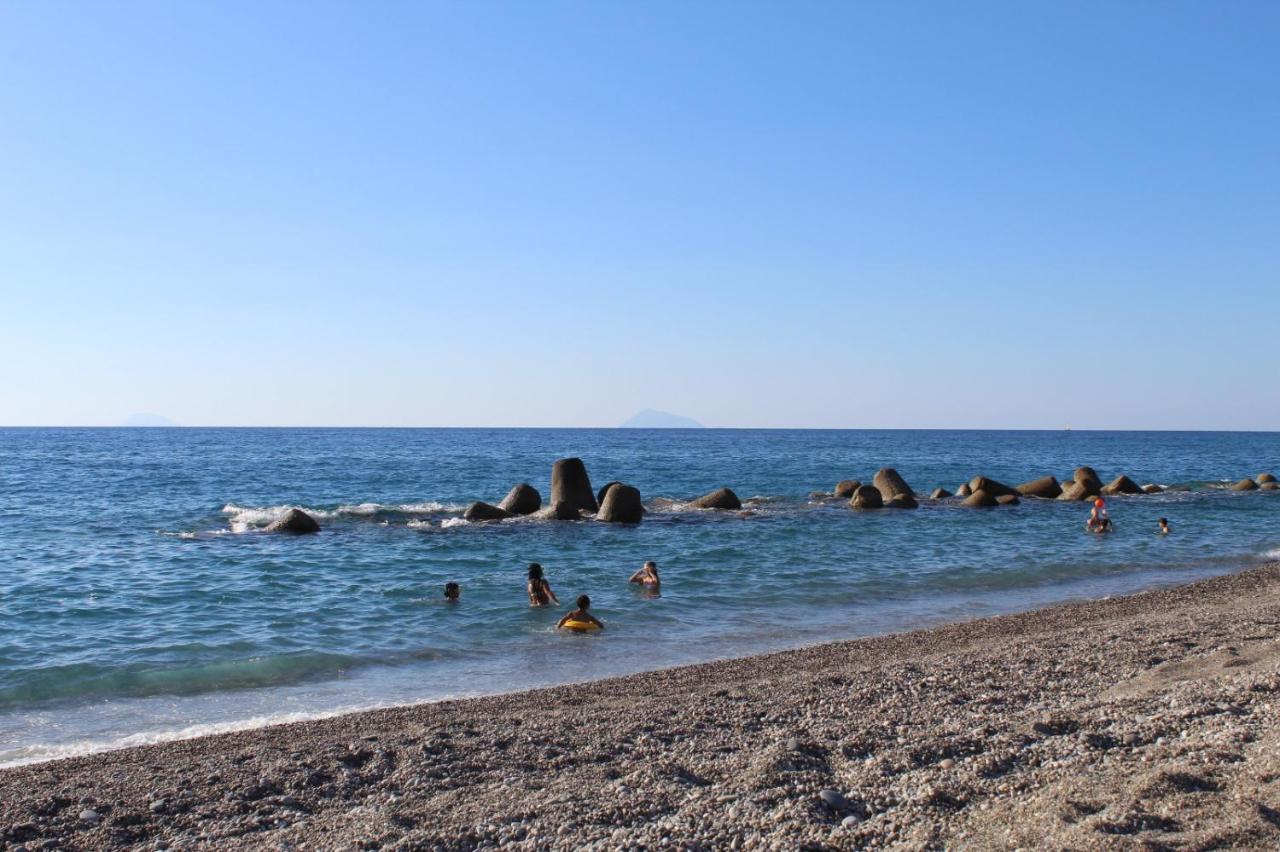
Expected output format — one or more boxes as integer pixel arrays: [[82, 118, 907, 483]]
[[5, 564, 1280, 850]]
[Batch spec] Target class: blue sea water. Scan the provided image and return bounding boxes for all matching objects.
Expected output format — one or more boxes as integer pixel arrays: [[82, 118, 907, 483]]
[[1, 427, 1278, 765]]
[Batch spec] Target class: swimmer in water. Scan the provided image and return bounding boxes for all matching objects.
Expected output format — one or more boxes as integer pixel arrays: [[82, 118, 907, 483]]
[[444, 581, 460, 601], [1158, 517, 1170, 535], [1086, 498, 1112, 533], [557, 594, 604, 631], [527, 563, 559, 607], [628, 560, 660, 589]]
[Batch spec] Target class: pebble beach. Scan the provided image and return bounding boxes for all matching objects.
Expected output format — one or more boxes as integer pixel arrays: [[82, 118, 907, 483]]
[[4, 562, 1280, 850]]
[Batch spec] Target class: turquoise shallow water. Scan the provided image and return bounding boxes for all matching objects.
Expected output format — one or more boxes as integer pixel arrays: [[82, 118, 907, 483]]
[[2, 427, 1278, 764]]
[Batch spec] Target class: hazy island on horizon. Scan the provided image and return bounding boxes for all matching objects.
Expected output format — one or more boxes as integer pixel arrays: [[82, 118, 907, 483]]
[[619, 409, 704, 429]]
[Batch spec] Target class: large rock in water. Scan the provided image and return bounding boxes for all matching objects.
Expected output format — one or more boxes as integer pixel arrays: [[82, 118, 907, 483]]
[[885, 493, 918, 509], [687, 487, 742, 510], [498, 483, 541, 515], [956, 482, 972, 497], [550, 457, 598, 515], [962, 489, 999, 507], [1142, 483, 1165, 494], [1073, 467, 1103, 492], [996, 494, 1020, 506], [873, 468, 915, 501], [1074, 465, 1100, 482], [1102, 475, 1144, 495], [596, 481, 622, 508], [1058, 480, 1096, 501], [265, 508, 320, 534], [598, 484, 643, 523], [834, 480, 862, 499], [1258, 472, 1277, 484], [1262, 482, 1279, 491], [930, 487, 952, 499], [1016, 476, 1061, 499], [1232, 478, 1260, 491], [464, 501, 512, 521], [849, 485, 883, 509], [967, 476, 1018, 498]]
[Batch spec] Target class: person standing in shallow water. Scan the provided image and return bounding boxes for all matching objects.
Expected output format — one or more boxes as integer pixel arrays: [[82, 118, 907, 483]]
[[628, 561, 660, 589], [1158, 518, 1171, 534], [527, 563, 559, 607]]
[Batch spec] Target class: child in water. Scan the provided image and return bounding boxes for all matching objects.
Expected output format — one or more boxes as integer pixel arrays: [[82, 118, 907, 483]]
[[1158, 518, 1171, 534], [527, 563, 560, 607], [444, 582, 460, 601], [557, 594, 604, 631], [1086, 499, 1113, 533], [628, 560, 661, 589]]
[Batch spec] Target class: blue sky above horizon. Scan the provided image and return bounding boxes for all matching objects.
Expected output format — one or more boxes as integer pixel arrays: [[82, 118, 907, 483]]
[[1, 1, 1277, 429]]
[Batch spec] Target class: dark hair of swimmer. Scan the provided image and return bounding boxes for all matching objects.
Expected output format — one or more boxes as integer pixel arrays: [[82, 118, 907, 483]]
[[577, 594, 590, 610], [528, 563, 543, 580], [1158, 518, 1168, 525], [444, 582, 459, 599]]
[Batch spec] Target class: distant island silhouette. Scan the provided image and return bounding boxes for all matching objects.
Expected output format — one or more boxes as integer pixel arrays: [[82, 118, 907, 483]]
[[619, 409, 704, 428], [118, 413, 181, 427]]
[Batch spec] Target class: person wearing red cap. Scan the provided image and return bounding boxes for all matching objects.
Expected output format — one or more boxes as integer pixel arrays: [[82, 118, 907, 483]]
[[1086, 498, 1113, 533]]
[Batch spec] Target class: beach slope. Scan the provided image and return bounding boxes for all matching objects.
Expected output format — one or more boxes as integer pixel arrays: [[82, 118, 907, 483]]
[[4, 565, 1280, 849]]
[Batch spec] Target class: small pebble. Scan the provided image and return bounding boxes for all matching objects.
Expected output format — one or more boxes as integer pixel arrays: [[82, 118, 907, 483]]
[[78, 809, 100, 824], [819, 789, 851, 811], [939, 758, 955, 770]]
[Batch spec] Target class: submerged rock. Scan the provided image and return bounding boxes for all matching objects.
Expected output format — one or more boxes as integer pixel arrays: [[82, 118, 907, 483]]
[[1102, 475, 1144, 495], [687, 487, 742, 510], [499, 483, 541, 515], [885, 493, 918, 509], [537, 499, 582, 520], [1262, 482, 1279, 491], [930, 487, 952, 499], [1259, 472, 1277, 484], [264, 508, 321, 534], [956, 483, 973, 497], [834, 480, 861, 499], [967, 476, 1018, 498], [1016, 475, 1062, 499], [598, 484, 644, 523], [1232, 478, 1259, 491], [550, 457, 598, 515], [996, 494, 1020, 506], [849, 486, 883, 509], [464, 501, 512, 522], [962, 489, 999, 507], [1142, 483, 1164, 494]]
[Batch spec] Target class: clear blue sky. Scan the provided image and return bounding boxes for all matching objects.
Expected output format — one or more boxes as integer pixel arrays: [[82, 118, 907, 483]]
[[1, 1, 1276, 428]]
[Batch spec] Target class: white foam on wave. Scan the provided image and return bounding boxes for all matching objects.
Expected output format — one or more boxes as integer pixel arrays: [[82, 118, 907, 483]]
[[221, 501, 466, 531], [440, 517, 470, 528], [0, 703, 393, 769], [1259, 547, 1280, 562]]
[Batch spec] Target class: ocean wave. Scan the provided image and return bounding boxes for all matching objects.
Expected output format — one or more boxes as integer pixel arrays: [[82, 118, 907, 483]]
[[221, 501, 466, 531], [0, 703, 391, 769], [440, 518, 470, 528]]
